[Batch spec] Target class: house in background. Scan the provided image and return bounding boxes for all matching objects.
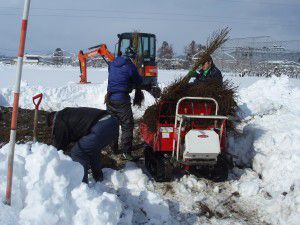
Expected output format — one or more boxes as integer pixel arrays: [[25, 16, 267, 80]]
[[13, 54, 41, 65]]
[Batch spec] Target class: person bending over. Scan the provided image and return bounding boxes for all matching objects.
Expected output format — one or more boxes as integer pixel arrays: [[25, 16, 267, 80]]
[[47, 107, 118, 183]]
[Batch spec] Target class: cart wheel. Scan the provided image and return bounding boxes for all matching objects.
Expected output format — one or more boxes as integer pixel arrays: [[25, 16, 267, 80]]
[[144, 146, 156, 175], [211, 154, 228, 182], [144, 147, 173, 182], [154, 154, 173, 182], [151, 153, 173, 182]]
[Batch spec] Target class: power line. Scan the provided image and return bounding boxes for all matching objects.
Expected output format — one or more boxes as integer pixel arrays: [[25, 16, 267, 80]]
[[0, 3, 300, 16], [225, 0, 300, 7], [0, 48, 16, 52], [0, 0, 299, 11], [0, 6, 298, 25], [0, 46, 57, 54], [0, 12, 298, 28]]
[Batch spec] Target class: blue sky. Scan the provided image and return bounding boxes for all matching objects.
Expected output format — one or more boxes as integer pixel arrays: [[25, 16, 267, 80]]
[[0, 0, 299, 55]]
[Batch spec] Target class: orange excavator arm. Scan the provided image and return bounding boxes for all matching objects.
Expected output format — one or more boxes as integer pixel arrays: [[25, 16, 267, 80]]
[[78, 44, 115, 84]]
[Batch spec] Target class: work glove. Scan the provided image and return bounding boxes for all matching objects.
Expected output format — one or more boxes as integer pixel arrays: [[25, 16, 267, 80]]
[[133, 88, 144, 107], [187, 70, 197, 78]]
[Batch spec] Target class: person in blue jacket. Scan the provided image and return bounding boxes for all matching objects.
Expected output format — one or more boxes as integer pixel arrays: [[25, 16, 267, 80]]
[[106, 47, 143, 160]]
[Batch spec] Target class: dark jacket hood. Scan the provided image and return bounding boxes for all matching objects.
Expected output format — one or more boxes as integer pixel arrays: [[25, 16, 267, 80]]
[[52, 107, 108, 151]]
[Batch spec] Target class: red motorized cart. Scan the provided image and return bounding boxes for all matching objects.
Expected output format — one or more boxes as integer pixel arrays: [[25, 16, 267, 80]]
[[140, 97, 230, 182]]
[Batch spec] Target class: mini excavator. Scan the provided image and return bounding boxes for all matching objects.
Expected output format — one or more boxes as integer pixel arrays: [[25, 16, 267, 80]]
[[78, 32, 161, 98], [78, 44, 114, 84]]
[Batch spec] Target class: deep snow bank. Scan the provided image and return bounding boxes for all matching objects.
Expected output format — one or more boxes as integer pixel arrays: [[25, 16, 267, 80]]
[[0, 64, 189, 89], [0, 80, 155, 119], [228, 76, 300, 224], [0, 64, 109, 88], [0, 143, 170, 225]]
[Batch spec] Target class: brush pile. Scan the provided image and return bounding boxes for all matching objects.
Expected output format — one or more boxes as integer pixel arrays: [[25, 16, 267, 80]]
[[141, 28, 238, 132]]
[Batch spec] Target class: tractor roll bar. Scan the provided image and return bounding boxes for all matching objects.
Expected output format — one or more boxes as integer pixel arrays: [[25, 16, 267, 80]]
[[172, 97, 225, 161], [175, 97, 219, 116]]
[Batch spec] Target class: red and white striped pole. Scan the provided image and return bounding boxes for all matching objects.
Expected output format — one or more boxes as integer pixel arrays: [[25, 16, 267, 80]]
[[5, 0, 31, 206]]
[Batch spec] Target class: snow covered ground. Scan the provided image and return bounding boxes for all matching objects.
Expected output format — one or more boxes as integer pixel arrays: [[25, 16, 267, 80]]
[[0, 64, 300, 225], [3, 64, 300, 112]]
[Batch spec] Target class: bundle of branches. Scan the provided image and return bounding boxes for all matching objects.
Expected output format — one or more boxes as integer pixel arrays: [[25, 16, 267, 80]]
[[142, 79, 237, 132], [177, 27, 229, 85], [141, 27, 237, 132]]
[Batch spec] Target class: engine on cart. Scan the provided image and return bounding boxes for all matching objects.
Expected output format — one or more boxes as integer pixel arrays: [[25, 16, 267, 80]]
[[140, 97, 231, 182], [184, 130, 220, 162]]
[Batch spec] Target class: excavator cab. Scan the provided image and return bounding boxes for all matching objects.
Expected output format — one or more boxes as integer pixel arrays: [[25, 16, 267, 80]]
[[78, 32, 161, 98], [117, 33, 160, 97]]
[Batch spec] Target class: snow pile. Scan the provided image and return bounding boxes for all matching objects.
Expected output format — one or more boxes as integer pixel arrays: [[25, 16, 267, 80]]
[[0, 81, 155, 118], [0, 64, 110, 88], [71, 186, 122, 225], [0, 143, 169, 225], [229, 76, 300, 224], [153, 174, 252, 225], [102, 163, 170, 224]]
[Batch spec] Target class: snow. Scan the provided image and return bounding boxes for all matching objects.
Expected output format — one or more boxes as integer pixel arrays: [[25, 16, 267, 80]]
[[232, 76, 300, 196], [0, 81, 155, 119], [0, 64, 300, 224], [0, 64, 109, 88], [0, 64, 279, 116], [233, 169, 261, 197], [0, 143, 171, 225], [228, 76, 300, 225], [0, 65, 156, 119]]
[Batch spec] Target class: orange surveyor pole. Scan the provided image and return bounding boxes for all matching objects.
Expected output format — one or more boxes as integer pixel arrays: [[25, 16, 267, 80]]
[[5, 0, 31, 206]]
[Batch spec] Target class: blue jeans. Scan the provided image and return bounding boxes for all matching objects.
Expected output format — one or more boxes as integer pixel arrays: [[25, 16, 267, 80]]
[[70, 116, 119, 182]]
